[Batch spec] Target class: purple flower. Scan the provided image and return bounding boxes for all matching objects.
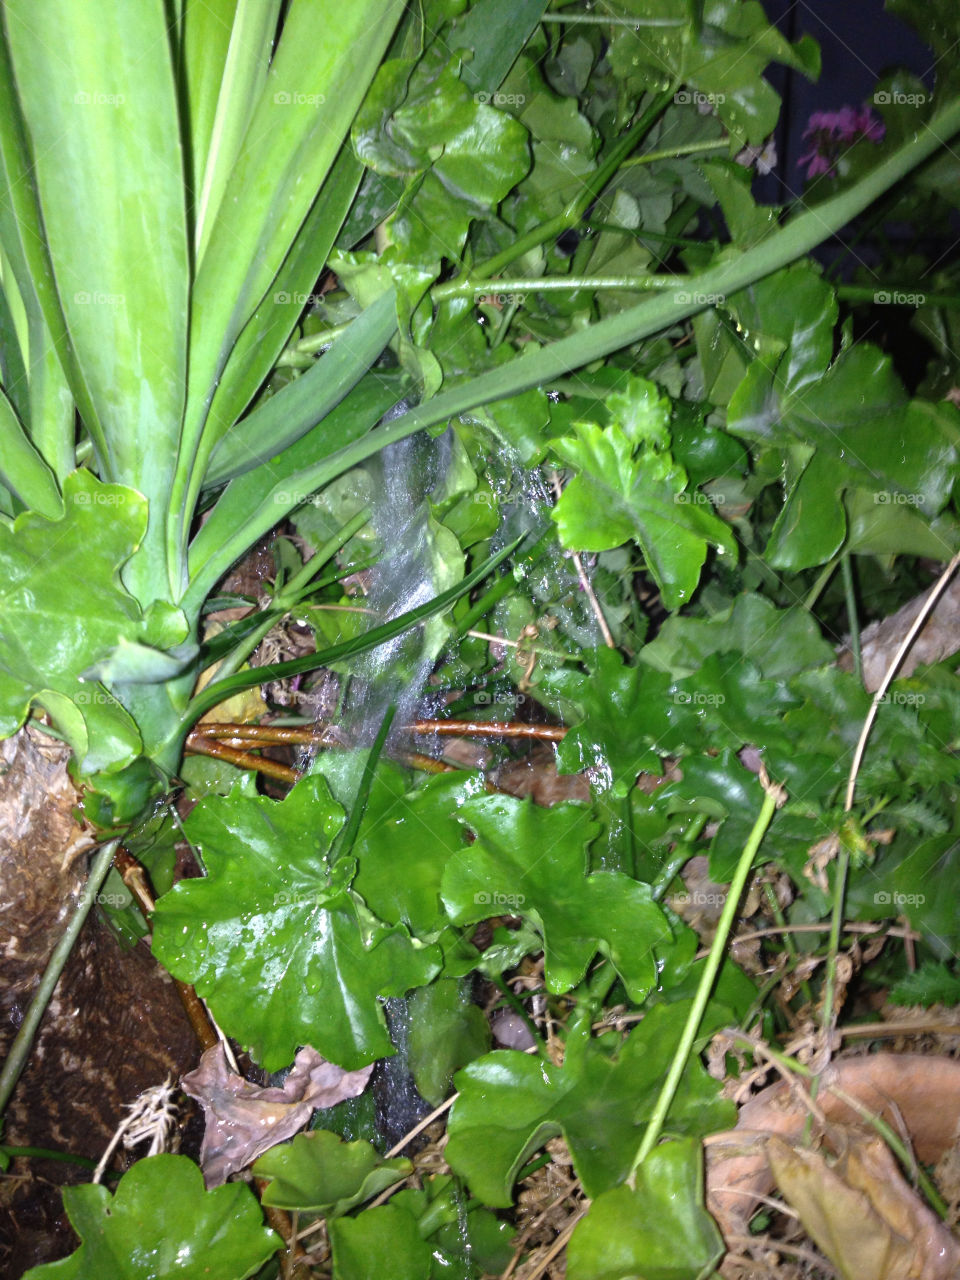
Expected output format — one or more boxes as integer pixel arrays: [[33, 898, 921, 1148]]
[[798, 104, 885, 179]]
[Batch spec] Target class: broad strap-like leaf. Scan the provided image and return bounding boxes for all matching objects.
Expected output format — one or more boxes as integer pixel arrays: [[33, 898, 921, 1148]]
[[6, 0, 190, 602]]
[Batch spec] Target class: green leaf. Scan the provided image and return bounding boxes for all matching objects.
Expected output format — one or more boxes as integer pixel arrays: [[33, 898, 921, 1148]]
[[329, 1203, 434, 1280], [0, 470, 151, 772], [407, 977, 491, 1105], [550, 378, 735, 609], [607, 0, 819, 145], [566, 1139, 723, 1280], [640, 593, 834, 679], [889, 960, 960, 1008], [22, 1154, 280, 1280], [151, 773, 441, 1070], [0, 384, 61, 518], [352, 767, 483, 935], [354, 47, 530, 262], [446, 1003, 734, 1205], [546, 647, 697, 794], [7, 0, 189, 600], [441, 792, 675, 1001], [253, 1129, 411, 1216]]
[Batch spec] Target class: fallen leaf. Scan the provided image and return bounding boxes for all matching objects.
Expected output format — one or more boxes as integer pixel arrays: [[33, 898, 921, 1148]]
[[181, 1043, 373, 1186], [767, 1133, 960, 1280]]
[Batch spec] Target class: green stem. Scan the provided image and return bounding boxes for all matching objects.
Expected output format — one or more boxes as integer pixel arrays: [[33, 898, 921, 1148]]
[[803, 557, 840, 611], [629, 784, 781, 1178], [837, 284, 960, 310], [435, 273, 678, 301], [762, 880, 813, 1007], [650, 815, 707, 902], [813, 841, 850, 1098], [473, 88, 676, 281], [0, 839, 118, 1120], [841, 554, 862, 684], [621, 138, 729, 167]]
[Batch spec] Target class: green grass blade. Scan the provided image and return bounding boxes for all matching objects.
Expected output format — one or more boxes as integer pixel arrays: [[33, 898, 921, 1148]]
[[203, 288, 397, 489], [183, 535, 523, 726], [199, 143, 366, 474], [0, 385, 61, 518], [0, 29, 104, 469], [176, 0, 405, 536], [5, 0, 190, 602], [188, 0, 282, 262], [184, 370, 403, 611], [180, 0, 236, 222]]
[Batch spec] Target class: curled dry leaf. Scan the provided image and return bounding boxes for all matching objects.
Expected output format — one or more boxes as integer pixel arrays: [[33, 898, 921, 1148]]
[[767, 1132, 960, 1280], [181, 1043, 374, 1187], [706, 1054, 960, 1256]]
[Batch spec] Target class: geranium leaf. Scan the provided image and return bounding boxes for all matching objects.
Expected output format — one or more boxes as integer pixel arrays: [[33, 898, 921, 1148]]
[[152, 773, 441, 1070], [22, 1155, 280, 1280]]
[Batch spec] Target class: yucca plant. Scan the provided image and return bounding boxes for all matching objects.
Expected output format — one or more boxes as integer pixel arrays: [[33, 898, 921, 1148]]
[[2, 0, 958, 830], [4, 1, 960, 1274]]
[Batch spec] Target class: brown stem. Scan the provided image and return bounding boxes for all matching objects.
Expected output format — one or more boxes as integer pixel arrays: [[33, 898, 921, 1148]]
[[112, 847, 219, 1053], [408, 719, 567, 741], [185, 733, 300, 783]]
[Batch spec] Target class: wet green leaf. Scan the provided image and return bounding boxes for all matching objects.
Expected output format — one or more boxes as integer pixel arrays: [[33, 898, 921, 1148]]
[[442, 791, 674, 1001], [566, 1139, 723, 1280], [253, 1129, 411, 1215], [22, 1155, 280, 1280], [152, 774, 441, 1070], [446, 1003, 734, 1204]]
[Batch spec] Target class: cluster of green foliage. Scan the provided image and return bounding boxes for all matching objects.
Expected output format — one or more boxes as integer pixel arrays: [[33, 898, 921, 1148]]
[[1, 0, 959, 1277]]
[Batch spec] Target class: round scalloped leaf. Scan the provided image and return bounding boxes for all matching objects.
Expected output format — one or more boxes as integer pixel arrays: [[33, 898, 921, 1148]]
[[22, 1154, 280, 1280]]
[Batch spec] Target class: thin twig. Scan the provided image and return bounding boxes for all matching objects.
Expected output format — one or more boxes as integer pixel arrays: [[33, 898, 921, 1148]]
[[845, 549, 960, 811]]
